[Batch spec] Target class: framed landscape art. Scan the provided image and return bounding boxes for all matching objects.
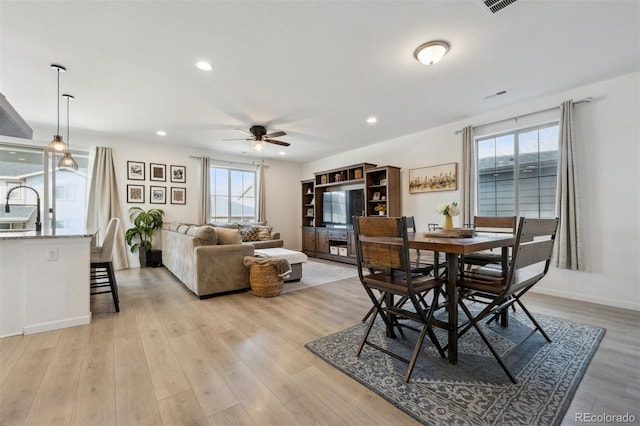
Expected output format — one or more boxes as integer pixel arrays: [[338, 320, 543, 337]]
[[409, 162, 458, 193], [150, 186, 166, 204], [127, 161, 145, 180], [170, 165, 186, 183]]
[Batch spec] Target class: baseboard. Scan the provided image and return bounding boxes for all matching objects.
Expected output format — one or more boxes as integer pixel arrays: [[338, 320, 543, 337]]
[[23, 314, 92, 335], [530, 287, 640, 312]]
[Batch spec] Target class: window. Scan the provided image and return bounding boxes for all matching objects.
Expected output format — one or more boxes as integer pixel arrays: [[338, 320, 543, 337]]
[[0, 144, 89, 230], [208, 166, 257, 223], [476, 124, 559, 218]]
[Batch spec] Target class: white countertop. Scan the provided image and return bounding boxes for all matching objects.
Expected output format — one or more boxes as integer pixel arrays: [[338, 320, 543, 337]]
[[0, 228, 97, 240]]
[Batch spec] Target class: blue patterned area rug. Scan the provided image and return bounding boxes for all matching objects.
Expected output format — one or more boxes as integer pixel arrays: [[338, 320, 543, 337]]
[[305, 308, 605, 425]]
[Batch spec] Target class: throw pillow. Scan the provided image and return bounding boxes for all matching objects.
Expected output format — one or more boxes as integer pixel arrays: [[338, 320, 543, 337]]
[[239, 224, 273, 242], [186, 225, 217, 245], [214, 227, 242, 245], [177, 224, 191, 234]]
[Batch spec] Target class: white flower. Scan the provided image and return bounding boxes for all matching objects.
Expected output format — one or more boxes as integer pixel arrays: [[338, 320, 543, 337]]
[[435, 202, 459, 216]]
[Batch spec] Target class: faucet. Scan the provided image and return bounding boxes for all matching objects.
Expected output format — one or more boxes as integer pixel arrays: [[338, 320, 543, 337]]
[[5, 185, 42, 232]]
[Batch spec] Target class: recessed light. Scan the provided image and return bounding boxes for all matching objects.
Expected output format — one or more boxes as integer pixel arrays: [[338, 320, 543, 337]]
[[279, 151, 286, 156], [367, 117, 377, 124], [156, 130, 167, 136], [196, 61, 213, 71]]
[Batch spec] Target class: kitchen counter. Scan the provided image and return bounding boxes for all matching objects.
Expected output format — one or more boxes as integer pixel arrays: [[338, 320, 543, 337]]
[[0, 229, 94, 337]]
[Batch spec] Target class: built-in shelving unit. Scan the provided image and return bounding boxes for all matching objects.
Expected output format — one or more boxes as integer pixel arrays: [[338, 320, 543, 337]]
[[301, 162, 401, 264], [365, 166, 401, 217]]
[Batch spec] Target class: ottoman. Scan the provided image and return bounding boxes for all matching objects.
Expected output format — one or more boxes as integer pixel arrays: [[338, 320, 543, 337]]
[[254, 248, 308, 282]]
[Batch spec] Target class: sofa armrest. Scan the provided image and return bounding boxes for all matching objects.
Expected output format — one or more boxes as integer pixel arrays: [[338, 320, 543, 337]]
[[271, 231, 281, 239], [194, 244, 254, 295], [246, 239, 284, 249]]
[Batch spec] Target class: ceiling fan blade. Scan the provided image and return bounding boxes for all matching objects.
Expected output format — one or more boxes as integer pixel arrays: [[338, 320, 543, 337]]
[[236, 128, 252, 135], [265, 130, 286, 138], [264, 139, 290, 147], [222, 137, 252, 141]]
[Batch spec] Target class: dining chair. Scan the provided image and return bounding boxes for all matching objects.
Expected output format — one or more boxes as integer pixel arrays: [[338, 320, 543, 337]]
[[456, 217, 559, 383], [90, 217, 120, 312], [353, 216, 446, 382], [461, 216, 517, 271], [405, 216, 435, 276]]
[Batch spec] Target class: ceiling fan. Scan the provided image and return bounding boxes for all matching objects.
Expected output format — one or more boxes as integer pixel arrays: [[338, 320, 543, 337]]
[[224, 125, 290, 148]]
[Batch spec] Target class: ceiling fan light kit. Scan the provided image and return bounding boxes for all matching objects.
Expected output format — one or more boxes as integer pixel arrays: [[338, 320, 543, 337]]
[[414, 40, 450, 65]]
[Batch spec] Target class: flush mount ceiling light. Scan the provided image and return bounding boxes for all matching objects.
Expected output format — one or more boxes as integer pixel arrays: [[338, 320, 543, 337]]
[[47, 64, 68, 156], [58, 93, 78, 172], [414, 40, 450, 66], [196, 61, 213, 71]]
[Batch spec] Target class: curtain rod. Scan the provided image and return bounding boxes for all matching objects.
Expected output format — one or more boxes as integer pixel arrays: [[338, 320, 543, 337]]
[[453, 97, 592, 134], [189, 156, 268, 168]]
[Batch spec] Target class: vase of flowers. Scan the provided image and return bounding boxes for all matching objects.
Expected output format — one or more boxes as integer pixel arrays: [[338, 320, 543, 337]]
[[435, 202, 459, 230], [374, 203, 387, 216]]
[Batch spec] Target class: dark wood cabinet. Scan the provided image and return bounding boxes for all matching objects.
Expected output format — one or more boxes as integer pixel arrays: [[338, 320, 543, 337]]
[[302, 226, 316, 255], [315, 228, 329, 254]]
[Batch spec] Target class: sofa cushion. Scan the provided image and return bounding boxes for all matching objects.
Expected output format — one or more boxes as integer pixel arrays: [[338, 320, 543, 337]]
[[186, 225, 217, 245], [177, 224, 191, 234], [214, 227, 242, 245], [239, 224, 273, 242], [210, 222, 239, 229]]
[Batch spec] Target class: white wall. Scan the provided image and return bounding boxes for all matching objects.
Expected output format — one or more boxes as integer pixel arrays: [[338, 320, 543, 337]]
[[303, 72, 640, 311]]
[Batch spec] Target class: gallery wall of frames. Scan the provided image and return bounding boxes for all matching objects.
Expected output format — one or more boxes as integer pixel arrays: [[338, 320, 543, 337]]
[[126, 161, 186, 205]]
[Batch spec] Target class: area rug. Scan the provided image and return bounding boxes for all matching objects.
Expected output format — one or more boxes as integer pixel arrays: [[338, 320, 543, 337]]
[[281, 259, 358, 294], [305, 307, 605, 425]]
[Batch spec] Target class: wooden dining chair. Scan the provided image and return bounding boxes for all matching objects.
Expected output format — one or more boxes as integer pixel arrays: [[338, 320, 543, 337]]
[[462, 216, 517, 271], [354, 216, 446, 382], [405, 216, 435, 276], [456, 217, 559, 383]]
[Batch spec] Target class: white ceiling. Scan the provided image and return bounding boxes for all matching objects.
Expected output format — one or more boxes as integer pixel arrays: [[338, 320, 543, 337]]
[[1, 1, 638, 163]]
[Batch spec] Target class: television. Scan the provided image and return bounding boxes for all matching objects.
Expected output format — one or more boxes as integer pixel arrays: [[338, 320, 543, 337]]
[[322, 189, 364, 227]]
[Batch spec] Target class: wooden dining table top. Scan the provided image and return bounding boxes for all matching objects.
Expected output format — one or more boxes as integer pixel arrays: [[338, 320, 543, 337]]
[[407, 232, 517, 255]]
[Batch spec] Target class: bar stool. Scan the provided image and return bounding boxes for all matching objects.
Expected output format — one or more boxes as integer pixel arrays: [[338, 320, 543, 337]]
[[90, 217, 120, 312]]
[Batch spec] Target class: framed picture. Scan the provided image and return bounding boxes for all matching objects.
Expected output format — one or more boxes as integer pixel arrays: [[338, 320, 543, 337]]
[[170, 187, 186, 205], [409, 162, 458, 194], [127, 184, 145, 203], [149, 186, 166, 204], [372, 192, 381, 201], [150, 163, 166, 182], [170, 165, 186, 183], [380, 178, 388, 186], [127, 161, 145, 180]]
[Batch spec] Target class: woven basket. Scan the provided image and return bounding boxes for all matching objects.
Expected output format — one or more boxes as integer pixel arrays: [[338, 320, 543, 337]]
[[249, 264, 284, 297]]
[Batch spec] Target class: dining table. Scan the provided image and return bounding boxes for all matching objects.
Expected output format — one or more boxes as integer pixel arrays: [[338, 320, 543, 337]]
[[408, 231, 516, 364]]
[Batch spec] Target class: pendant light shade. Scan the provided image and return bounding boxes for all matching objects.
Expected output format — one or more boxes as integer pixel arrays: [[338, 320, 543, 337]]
[[58, 93, 78, 172], [47, 64, 68, 156]]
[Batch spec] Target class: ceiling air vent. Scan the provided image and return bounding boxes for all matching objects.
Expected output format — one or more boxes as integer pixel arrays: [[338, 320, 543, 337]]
[[479, 0, 519, 14]]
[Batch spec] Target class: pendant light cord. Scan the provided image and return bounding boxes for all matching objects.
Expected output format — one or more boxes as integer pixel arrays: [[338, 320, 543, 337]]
[[56, 68, 61, 136], [66, 94, 70, 148]]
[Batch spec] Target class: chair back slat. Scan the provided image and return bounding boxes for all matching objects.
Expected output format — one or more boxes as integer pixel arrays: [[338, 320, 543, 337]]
[[513, 240, 555, 270], [354, 216, 410, 277], [474, 216, 517, 233], [506, 217, 559, 291]]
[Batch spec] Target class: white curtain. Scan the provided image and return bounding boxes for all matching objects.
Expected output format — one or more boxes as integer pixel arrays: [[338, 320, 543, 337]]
[[257, 164, 266, 222], [461, 125, 475, 226], [86, 147, 128, 270], [554, 100, 583, 270], [200, 156, 211, 224]]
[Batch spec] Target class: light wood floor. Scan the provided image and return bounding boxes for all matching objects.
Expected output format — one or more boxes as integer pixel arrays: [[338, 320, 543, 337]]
[[1, 265, 638, 426]]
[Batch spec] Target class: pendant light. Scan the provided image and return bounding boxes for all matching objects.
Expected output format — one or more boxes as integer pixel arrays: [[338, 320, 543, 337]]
[[47, 64, 68, 156], [58, 94, 78, 171]]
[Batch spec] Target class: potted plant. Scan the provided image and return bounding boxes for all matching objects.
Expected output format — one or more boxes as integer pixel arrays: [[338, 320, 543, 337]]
[[125, 207, 165, 267], [374, 203, 387, 216]]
